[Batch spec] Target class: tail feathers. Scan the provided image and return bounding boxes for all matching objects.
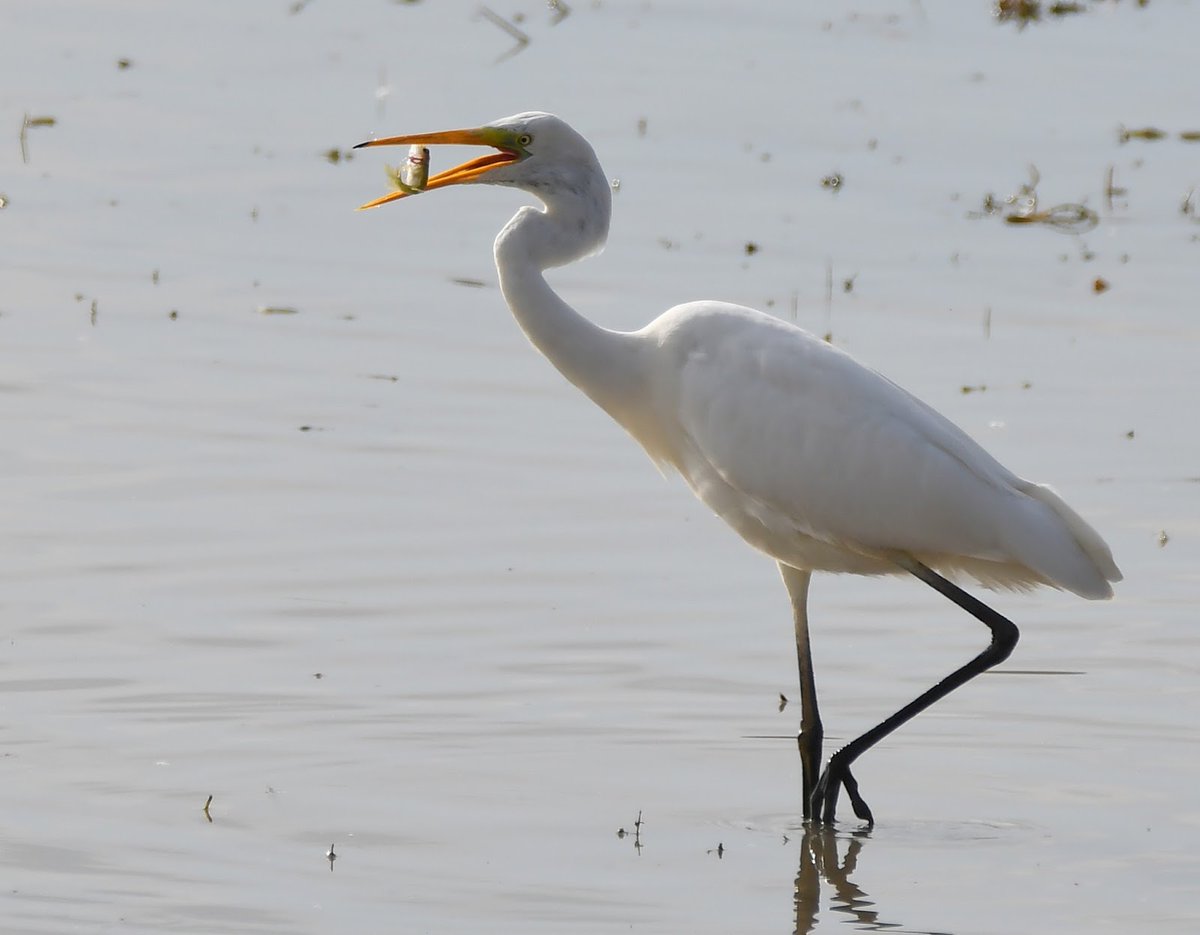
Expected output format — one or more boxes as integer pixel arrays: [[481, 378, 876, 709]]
[[1005, 481, 1122, 600]]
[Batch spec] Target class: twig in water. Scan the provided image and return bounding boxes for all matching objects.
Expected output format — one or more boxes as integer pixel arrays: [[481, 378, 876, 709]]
[[19, 113, 56, 165], [479, 6, 530, 62], [1103, 165, 1126, 213]]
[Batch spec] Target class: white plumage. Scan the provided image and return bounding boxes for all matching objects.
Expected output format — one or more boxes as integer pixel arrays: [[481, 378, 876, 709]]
[[639, 300, 1118, 598], [355, 112, 1121, 824]]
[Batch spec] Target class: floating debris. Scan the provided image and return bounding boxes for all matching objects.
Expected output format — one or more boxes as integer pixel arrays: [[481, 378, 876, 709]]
[[976, 165, 1098, 233], [707, 842, 725, 859], [617, 810, 644, 853], [0, 194, 7, 209], [977, 193, 1002, 217], [1118, 125, 1167, 144], [116, 57, 132, 69], [19, 113, 57, 165], [203, 795, 213, 823], [326, 843, 337, 871], [1157, 530, 1170, 548], [1092, 276, 1110, 294], [450, 277, 486, 288], [778, 693, 788, 712], [1103, 165, 1126, 213], [1180, 131, 1200, 142], [90, 299, 98, 326], [548, 0, 571, 24], [995, 0, 1134, 26], [994, 0, 1040, 25], [744, 241, 760, 256], [819, 172, 843, 191], [960, 384, 987, 395], [479, 6, 530, 62], [1004, 202, 1098, 232], [259, 305, 299, 315], [323, 147, 352, 164]]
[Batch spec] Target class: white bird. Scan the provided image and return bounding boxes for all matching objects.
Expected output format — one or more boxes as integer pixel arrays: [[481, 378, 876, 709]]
[[354, 112, 1121, 824]]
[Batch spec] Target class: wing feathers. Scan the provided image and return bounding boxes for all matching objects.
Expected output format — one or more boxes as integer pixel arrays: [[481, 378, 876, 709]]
[[656, 304, 1119, 598]]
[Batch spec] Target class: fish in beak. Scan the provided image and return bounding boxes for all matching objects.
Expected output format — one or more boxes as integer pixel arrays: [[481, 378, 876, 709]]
[[353, 126, 528, 210]]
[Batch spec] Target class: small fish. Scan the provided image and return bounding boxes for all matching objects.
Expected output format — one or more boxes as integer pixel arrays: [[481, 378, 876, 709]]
[[404, 144, 430, 190], [386, 145, 430, 194]]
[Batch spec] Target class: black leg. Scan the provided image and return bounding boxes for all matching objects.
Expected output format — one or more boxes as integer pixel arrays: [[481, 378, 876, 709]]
[[813, 557, 1020, 824]]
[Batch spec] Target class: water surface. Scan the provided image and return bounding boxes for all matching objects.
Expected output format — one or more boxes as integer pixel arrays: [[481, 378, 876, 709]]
[[3, 2, 1198, 932]]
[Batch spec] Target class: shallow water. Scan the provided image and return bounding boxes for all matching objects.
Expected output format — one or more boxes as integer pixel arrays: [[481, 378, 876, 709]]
[[3, 1, 1198, 932]]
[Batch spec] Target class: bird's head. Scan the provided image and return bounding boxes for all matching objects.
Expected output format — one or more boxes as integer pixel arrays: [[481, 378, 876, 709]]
[[354, 112, 604, 210]]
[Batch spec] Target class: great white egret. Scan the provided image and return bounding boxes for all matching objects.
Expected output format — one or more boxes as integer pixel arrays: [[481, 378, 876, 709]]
[[354, 112, 1121, 824]]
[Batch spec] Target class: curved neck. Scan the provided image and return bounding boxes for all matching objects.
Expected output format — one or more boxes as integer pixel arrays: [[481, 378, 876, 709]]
[[494, 200, 643, 426]]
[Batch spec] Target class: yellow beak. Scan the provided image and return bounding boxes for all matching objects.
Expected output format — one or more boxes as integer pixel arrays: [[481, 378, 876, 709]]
[[353, 127, 521, 210]]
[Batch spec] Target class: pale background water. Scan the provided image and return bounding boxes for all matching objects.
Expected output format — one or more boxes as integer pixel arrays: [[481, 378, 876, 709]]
[[2, 1, 1198, 932]]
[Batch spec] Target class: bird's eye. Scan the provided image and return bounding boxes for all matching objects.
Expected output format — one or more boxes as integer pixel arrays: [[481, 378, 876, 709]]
[[517, 134, 533, 147]]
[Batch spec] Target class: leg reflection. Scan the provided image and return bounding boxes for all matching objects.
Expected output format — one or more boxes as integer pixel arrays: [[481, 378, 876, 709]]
[[794, 827, 942, 934]]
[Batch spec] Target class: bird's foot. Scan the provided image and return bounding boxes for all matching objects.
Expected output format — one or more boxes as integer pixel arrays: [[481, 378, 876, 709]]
[[810, 755, 874, 827]]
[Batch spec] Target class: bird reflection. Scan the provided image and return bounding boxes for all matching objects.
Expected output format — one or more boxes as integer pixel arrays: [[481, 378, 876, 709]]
[[793, 827, 950, 935]]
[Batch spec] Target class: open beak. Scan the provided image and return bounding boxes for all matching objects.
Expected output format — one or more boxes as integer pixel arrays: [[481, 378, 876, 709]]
[[353, 127, 520, 210]]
